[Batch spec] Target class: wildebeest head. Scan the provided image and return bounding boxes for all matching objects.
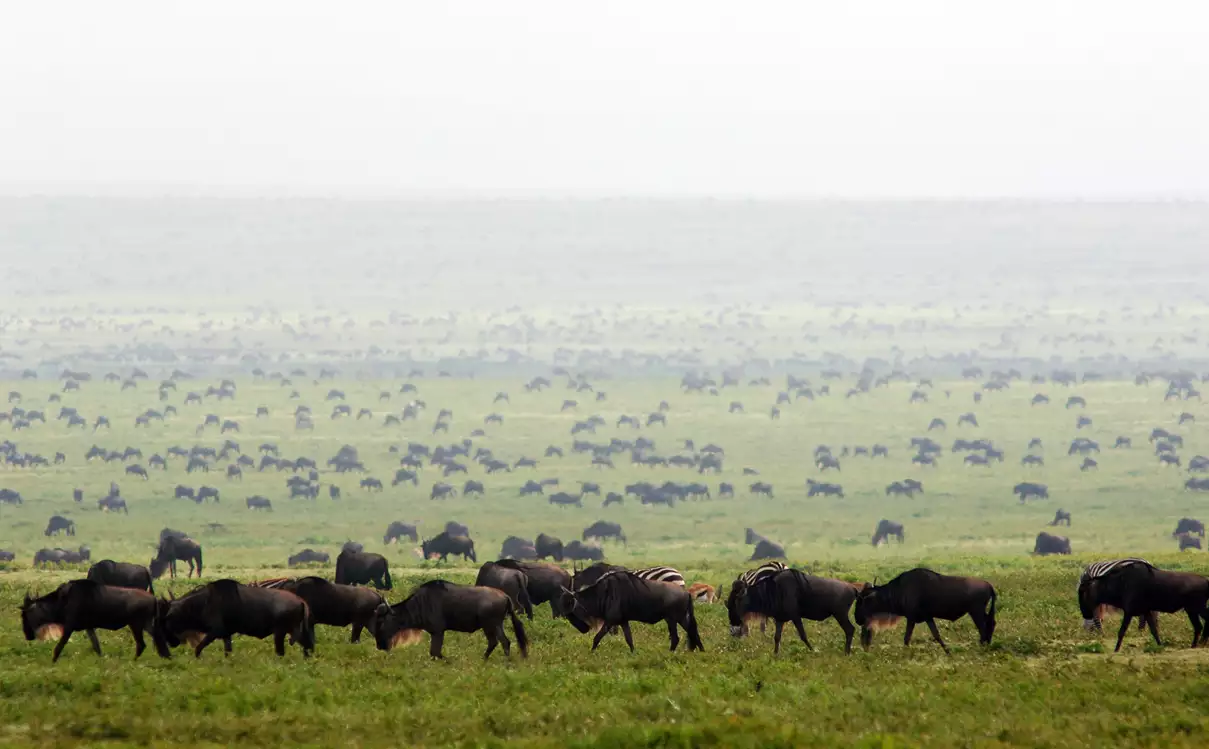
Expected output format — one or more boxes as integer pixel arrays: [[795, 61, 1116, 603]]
[[20, 591, 55, 641], [371, 581, 455, 651], [725, 580, 753, 637], [556, 586, 594, 634], [852, 580, 901, 647], [1077, 578, 1107, 631], [149, 556, 171, 579], [154, 592, 207, 649]]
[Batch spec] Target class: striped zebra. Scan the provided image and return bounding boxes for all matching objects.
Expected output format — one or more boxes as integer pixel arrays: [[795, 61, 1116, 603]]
[[573, 563, 685, 590], [631, 565, 686, 588], [1079, 558, 1153, 630]]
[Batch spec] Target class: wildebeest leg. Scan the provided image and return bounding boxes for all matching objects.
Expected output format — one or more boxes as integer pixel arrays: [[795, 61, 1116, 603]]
[[130, 625, 147, 658], [591, 625, 611, 651], [666, 619, 680, 652], [836, 615, 855, 655], [497, 624, 511, 656], [620, 622, 636, 653], [350, 622, 363, 643], [773, 620, 784, 654], [1185, 608, 1202, 648], [903, 620, 916, 646], [1114, 614, 1133, 652], [483, 629, 499, 660], [274, 630, 287, 656], [860, 627, 873, 650], [194, 633, 219, 657], [792, 618, 813, 651], [429, 630, 445, 659], [51, 628, 74, 662], [924, 619, 949, 654], [1144, 612, 1162, 648], [87, 629, 103, 656]]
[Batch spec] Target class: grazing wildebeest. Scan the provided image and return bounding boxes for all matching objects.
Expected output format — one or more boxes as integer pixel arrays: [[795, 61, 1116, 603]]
[[34, 546, 91, 566], [726, 568, 858, 654], [97, 494, 128, 513], [150, 534, 203, 579], [266, 576, 384, 643], [1033, 532, 1071, 555], [197, 486, 220, 503], [1177, 534, 1202, 551], [372, 580, 528, 659], [535, 533, 564, 561], [745, 527, 768, 545], [750, 482, 774, 498], [854, 568, 997, 652], [45, 515, 76, 537], [563, 540, 605, 561], [1013, 482, 1049, 501], [499, 536, 537, 560], [288, 549, 330, 567], [174, 485, 196, 501], [421, 532, 477, 562], [548, 492, 583, 508], [384, 521, 419, 545], [1078, 561, 1209, 651], [871, 519, 905, 546], [245, 495, 273, 511], [156, 579, 314, 658], [491, 559, 572, 617], [750, 539, 787, 560], [1049, 509, 1072, 526], [806, 479, 844, 498], [21, 580, 169, 661], [334, 549, 392, 589], [602, 492, 623, 507], [560, 570, 704, 653], [431, 482, 457, 500], [582, 520, 626, 544], [1173, 517, 1205, 537], [719, 482, 734, 498], [87, 560, 154, 592], [475, 561, 535, 619], [0, 549, 14, 562]]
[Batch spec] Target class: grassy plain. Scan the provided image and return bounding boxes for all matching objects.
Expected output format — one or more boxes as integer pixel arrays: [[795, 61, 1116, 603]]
[[0, 373, 1207, 747]]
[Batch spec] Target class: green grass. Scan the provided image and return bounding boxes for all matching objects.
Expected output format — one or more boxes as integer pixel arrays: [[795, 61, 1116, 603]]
[[0, 374, 1207, 747]]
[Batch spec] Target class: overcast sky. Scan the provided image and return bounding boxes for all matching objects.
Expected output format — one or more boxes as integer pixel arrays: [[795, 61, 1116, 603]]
[[2, 2, 1206, 198]]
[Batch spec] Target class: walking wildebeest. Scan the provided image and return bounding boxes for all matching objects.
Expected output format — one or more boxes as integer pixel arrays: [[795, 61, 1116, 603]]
[[1173, 517, 1205, 537], [535, 533, 564, 561], [262, 576, 384, 643], [150, 535, 203, 579], [21, 579, 169, 661], [475, 561, 535, 619], [1013, 482, 1049, 501], [421, 532, 477, 562], [1033, 532, 1071, 555], [334, 549, 392, 589], [583, 520, 626, 544], [726, 568, 858, 654], [1177, 534, 1203, 551], [372, 580, 528, 659], [871, 520, 905, 546], [1078, 561, 1209, 650], [245, 495, 272, 511], [288, 549, 330, 567], [750, 539, 787, 560], [560, 570, 704, 653], [45, 515, 76, 537], [155, 579, 315, 657], [384, 521, 419, 545], [87, 560, 154, 592], [854, 568, 997, 652], [1049, 509, 1072, 527], [491, 559, 571, 617]]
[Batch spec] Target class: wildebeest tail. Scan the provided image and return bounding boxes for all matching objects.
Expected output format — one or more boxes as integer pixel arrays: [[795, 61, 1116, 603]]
[[508, 600, 529, 657], [985, 586, 997, 643], [685, 598, 705, 651], [195, 547, 203, 577], [518, 583, 534, 620], [298, 601, 316, 655]]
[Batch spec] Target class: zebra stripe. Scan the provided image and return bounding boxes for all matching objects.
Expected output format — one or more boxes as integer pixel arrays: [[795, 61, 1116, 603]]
[[632, 565, 686, 588], [249, 577, 292, 589], [1078, 558, 1152, 628], [739, 561, 789, 587]]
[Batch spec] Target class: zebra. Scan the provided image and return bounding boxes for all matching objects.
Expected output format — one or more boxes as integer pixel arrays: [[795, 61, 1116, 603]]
[[631, 565, 686, 588], [1079, 558, 1153, 631]]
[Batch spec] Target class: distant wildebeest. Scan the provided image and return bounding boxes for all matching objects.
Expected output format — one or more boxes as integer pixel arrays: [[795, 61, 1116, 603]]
[[750, 539, 787, 560], [384, 521, 419, 545], [463, 480, 485, 497], [871, 520, 905, 546], [582, 520, 626, 544], [197, 486, 220, 503], [854, 568, 997, 652], [263, 576, 384, 643], [155, 579, 315, 657], [1033, 532, 1071, 555], [34, 546, 91, 566], [174, 485, 196, 501], [335, 549, 392, 589], [445, 521, 470, 537], [1013, 482, 1049, 501], [1021, 455, 1045, 467], [499, 536, 537, 560], [535, 533, 564, 561], [1177, 534, 1202, 551], [749, 482, 774, 498], [45, 515, 76, 537], [421, 532, 477, 562], [150, 534, 203, 579], [726, 568, 858, 653], [475, 561, 535, 619], [0, 550, 14, 562], [21, 580, 169, 661], [1078, 561, 1209, 650], [1114, 436, 1132, 449], [431, 482, 457, 500], [288, 549, 330, 567], [602, 492, 623, 507], [548, 491, 583, 508], [1049, 509, 1072, 526], [373, 580, 529, 660], [125, 464, 148, 480], [1080, 457, 1098, 471], [87, 560, 154, 592], [560, 570, 704, 653], [563, 540, 605, 561], [245, 495, 272, 511], [1173, 518, 1205, 537], [806, 479, 844, 498]]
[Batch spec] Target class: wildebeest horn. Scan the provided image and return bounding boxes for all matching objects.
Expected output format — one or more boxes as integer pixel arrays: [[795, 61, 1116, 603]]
[[168, 591, 175, 601]]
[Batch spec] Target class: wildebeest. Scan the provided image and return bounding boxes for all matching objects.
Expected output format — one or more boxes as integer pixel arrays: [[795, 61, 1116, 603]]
[[1013, 482, 1049, 501], [560, 570, 704, 653], [1173, 517, 1205, 537], [726, 568, 858, 653], [384, 521, 419, 545], [334, 549, 392, 589], [1033, 532, 1071, 555], [21, 579, 169, 661], [491, 559, 571, 617], [475, 561, 534, 619], [245, 495, 273, 511], [421, 532, 477, 562], [499, 536, 537, 560], [563, 540, 605, 561], [1177, 534, 1202, 551], [535, 533, 564, 561], [750, 539, 787, 560], [150, 534, 203, 579], [582, 520, 626, 544], [34, 546, 91, 566], [548, 491, 583, 508], [372, 580, 528, 659], [87, 560, 154, 592], [155, 579, 315, 657], [263, 576, 384, 643], [98, 495, 128, 513], [806, 479, 844, 498], [288, 549, 330, 567], [854, 568, 997, 652], [871, 519, 904, 546], [1049, 509, 1072, 526], [445, 521, 470, 537], [45, 515, 76, 537], [1077, 561, 1209, 650]]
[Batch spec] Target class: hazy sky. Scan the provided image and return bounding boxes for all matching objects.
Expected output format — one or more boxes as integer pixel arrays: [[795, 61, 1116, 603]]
[[2, 2, 1207, 198]]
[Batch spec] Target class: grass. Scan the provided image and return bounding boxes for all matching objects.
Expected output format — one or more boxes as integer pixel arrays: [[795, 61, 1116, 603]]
[[0, 373, 1207, 747]]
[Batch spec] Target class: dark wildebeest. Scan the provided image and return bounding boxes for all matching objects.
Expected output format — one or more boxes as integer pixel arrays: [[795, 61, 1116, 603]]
[[150, 535, 203, 579], [372, 580, 528, 659], [421, 532, 477, 562], [1033, 532, 1071, 555], [445, 521, 470, 537], [1178, 534, 1202, 551], [45, 515, 76, 537], [265, 576, 384, 643], [750, 539, 787, 560], [155, 579, 314, 657], [1049, 509, 1072, 527], [34, 546, 91, 566], [1077, 561, 1209, 651], [384, 521, 419, 545], [490, 559, 571, 617], [1173, 517, 1205, 537], [871, 520, 905, 546], [245, 495, 273, 511], [563, 540, 605, 561], [1013, 482, 1049, 501], [21, 579, 169, 662], [745, 527, 768, 545], [725, 568, 858, 654], [87, 560, 154, 593], [535, 533, 564, 561], [98, 495, 128, 513], [854, 568, 997, 653], [475, 561, 535, 619], [582, 521, 626, 544], [548, 491, 583, 508], [499, 536, 537, 560], [288, 549, 330, 567], [334, 549, 392, 589], [559, 570, 705, 653]]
